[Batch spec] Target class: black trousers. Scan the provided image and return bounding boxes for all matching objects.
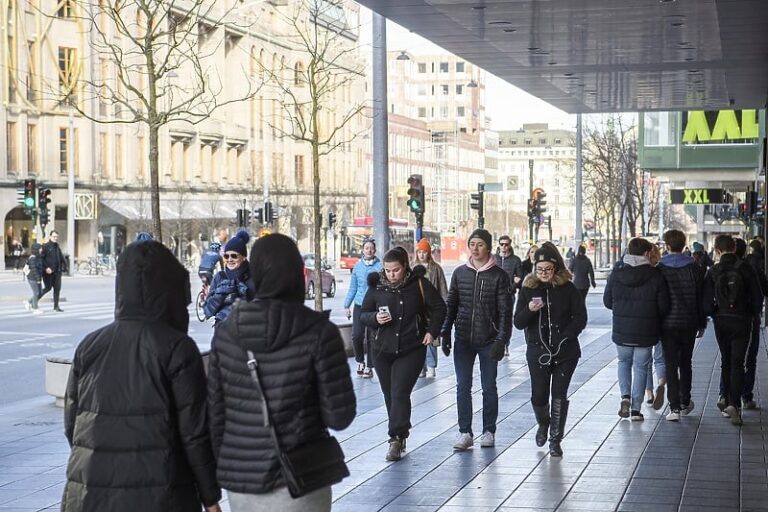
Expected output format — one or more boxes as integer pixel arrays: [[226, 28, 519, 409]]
[[714, 316, 752, 408], [527, 356, 578, 406], [743, 317, 761, 401], [374, 346, 426, 438], [352, 305, 373, 367], [660, 327, 697, 410], [578, 288, 589, 302], [39, 272, 62, 309]]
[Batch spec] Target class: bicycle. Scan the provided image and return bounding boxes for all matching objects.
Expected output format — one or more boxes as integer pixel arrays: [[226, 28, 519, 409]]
[[78, 256, 111, 276], [195, 270, 213, 322]]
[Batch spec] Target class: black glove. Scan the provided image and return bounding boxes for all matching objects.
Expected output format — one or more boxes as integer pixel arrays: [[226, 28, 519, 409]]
[[489, 340, 506, 362], [441, 332, 452, 357]]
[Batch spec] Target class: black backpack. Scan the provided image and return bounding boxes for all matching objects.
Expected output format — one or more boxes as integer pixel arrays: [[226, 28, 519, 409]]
[[712, 260, 749, 315]]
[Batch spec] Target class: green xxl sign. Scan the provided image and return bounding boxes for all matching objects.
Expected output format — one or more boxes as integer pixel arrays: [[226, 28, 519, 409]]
[[682, 110, 759, 144], [669, 188, 726, 204]]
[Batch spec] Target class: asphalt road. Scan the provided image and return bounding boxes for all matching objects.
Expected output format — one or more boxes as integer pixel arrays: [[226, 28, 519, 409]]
[[0, 262, 609, 407]]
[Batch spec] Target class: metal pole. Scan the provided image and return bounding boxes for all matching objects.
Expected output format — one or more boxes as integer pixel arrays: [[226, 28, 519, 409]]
[[372, 12, 390, 250], [67, 107, 75, 276], [575, 113, 583, 241]]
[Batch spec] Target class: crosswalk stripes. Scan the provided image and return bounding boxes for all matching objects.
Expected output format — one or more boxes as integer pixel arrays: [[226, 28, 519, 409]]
[[0, 300, 204, 322]]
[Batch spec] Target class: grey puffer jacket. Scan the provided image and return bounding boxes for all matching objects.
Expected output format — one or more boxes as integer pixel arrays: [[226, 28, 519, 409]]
[[207, 298, 355, 495], [441, 260, 512, 348]]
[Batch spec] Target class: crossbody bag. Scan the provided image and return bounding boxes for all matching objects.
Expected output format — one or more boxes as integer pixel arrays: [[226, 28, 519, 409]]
[[245, 350, 350, 498]]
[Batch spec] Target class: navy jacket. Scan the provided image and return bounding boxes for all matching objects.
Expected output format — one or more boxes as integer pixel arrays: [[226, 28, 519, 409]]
[[204, 267, 256, 324]]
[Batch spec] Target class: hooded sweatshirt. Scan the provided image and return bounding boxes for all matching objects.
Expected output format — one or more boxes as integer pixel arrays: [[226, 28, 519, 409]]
[[62, 241, 219, 512], [207, 234, 355, 494]]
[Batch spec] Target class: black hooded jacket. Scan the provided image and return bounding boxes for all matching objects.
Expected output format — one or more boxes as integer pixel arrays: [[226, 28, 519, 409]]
[[603, 259, 670, 347], [514, 269, 587, 364], [360, 265, 447, 356], [207, 234, 355, 494], [62, 241, 220, 512]]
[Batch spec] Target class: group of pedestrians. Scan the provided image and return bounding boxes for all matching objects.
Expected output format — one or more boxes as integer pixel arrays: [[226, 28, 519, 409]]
[[23, 230, 67, 313]]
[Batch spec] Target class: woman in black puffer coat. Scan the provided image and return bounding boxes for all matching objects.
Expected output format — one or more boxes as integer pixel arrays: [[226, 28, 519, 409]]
[[361, 247, 446, 462], [514, 242, 586, 458], [207, 234, 355, 512]]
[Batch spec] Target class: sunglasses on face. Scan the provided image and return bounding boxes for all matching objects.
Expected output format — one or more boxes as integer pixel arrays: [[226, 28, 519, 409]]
[[499, 242, 510, 247], [223, 253, 241, 260], [535, 266, 555, 274]]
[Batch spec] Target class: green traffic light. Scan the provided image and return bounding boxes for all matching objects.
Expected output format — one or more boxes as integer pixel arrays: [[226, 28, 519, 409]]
[[23, 197, 35, 208], [407, 198, 421, 212]]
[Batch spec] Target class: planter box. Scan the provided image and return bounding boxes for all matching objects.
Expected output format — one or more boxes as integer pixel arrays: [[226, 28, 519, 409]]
[[45, 356, 72, 408]]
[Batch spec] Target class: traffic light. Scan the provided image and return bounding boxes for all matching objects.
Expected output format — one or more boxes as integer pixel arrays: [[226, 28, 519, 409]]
[[265, 201, 278, 223], [38, 187, 51, 209], [328, 211, 337, 228], [22, 179, 36, 214], [470, 183, 485, 228], [535, 189, 548, 216], [236, 208, 251, 227], [254, 207, 264, 225], [527, 198, 537, 219], [406, 174, 425, 214], [40, 207, 50, 227]]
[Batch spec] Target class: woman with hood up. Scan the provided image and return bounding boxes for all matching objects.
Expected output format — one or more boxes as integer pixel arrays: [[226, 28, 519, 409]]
[[62, 240, 221, 512], [361, 246, 446, 462], [207, 234, 356, 512], [514, 242, 587, 457], [204, 230, 255, 324]]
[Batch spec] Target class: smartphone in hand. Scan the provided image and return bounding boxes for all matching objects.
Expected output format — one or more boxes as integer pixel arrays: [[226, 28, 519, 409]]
[[531, 297, 544, 306]]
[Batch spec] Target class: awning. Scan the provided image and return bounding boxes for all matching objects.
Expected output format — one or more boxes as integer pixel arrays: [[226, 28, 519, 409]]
[[101, 197, 239, 221]]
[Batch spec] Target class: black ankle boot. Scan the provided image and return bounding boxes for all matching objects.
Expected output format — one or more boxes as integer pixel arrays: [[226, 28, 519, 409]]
[[532, 404, 550, 448], [549, 399, 569, 457], [386, 436, 406, 462]]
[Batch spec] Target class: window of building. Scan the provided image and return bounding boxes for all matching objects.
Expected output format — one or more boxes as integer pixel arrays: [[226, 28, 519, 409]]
[[294, 61, 305, 86], [510, 139, 518, 145], [58, 47, 78, 104], [440, 84, 449, 95], [456, 84, 464, 95], [295, 154, 305, 186], [59, 127, 78, 175], [459, 127, 467, 133], [554, 138, 562, 144], [99, 132, 108, 177], [27, 124, 37, 174], [6, 122, 17, 173], [524, 139, 532, 145], [417, 85, 427, 96], [644, 112, 676, 146], [456, 62, 465, 72], [439, 62, 449, 72], [115, 134, 123, 179], [539, 138, 547, 144], [417, 63, 426, 73], [57, 0, 74, 18], [440, 106, 448, 119], [457, 106, 465, 117], [418, 107, 426, 118]]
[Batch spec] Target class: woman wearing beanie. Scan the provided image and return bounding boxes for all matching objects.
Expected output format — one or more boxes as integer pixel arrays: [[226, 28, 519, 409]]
[[361, 247, 446, 461], [204, 230, 255, 324], [413, 239, 448, 378], [514, 242, 586, 457]]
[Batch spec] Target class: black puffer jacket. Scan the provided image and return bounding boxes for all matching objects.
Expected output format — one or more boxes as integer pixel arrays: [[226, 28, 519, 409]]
[[514, 269, 587, 364], [41, 240, 67, 273], [494, 252, 522, 295], [568, 254, 596, 290], [361, 265, 447, 356], [62, 241, 219, 512], [657, 253, 706, 330], [207, 299, 355, 494], [745, 250, 768, 297], [603, 258, 670, 347], [702, 253, 764, 319], [441, 261, 512, 348]]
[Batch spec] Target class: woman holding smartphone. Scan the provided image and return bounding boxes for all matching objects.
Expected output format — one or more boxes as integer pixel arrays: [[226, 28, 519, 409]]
[[514, 243, 587, 457], [361, 247, 446, 462]]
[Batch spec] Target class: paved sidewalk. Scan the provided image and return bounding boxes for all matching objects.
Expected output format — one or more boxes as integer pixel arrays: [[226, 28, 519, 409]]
[[1, 319, 767, 511]]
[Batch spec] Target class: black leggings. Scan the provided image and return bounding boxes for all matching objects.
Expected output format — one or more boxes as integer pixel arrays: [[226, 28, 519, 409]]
[[374, 346, 426, 438], [527, 357, 578, 406]]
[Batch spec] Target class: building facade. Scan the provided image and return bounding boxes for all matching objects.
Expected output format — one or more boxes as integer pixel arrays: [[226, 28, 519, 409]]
[[0, 0, 367, 265]]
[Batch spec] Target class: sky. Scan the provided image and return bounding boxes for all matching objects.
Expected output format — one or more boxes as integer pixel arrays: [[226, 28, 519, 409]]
[[357, 7, 577, 133]]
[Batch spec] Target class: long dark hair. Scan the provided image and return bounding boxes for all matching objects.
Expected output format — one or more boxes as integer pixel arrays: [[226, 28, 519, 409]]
[[383, 246, 411, 271]]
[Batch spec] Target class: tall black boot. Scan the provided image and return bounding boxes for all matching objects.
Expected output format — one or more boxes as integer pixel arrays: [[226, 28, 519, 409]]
[[549, 399, 569, 457], [532, 403, 550, 448]]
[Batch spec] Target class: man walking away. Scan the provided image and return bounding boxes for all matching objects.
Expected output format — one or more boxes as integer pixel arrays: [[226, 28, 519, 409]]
[[702, 234, 763, 425], [742, 239, 768, 409], [495, 235, 522, 356], [442, 229, 512, 450], [604, 238, 669, 421], [657, 230, 705, 421], [39, 231, 67, 312], [568, 245, 596, 301]]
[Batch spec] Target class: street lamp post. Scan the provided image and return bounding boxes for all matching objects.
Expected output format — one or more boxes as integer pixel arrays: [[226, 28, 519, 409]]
[[67, 106, 75, 276]]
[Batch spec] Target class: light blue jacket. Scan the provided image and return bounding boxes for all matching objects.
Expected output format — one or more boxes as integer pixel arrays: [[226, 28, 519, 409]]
[[344, 257, 383, 308]]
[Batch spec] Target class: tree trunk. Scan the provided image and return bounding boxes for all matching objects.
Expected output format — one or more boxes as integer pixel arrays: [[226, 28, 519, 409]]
[[149, 123, 162, 241], [312, 142, 323, 312]]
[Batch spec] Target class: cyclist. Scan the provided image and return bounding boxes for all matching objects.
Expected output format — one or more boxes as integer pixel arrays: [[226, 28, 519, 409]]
[[198, 241, 223, 297]]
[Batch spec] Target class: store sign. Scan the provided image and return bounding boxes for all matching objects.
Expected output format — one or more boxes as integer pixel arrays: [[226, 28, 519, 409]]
[[682, 109, 759, 144], [669, 188, 725, 204], [74, 193, 97, 219]]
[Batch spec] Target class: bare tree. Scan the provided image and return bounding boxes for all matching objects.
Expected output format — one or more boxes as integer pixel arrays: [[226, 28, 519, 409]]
[[261, 0, 365, 311], [48, 0, 259, 240]]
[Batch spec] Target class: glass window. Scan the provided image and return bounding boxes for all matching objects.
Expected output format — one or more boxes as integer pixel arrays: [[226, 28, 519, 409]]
[[524, 139, 532, 145], [456, 84, 463, 95], [439, 62, 449, 72], [644, 112, 676, 146], [418, 107, 426, 118], [417, 63, 426, 73], [457, 106, 465, 117], [539, 138, 547, 144], [456, 62, 465, 72], [441, 84, 449, 95]]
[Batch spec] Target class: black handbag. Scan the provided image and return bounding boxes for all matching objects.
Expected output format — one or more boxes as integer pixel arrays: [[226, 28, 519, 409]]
[[246, 350, 350, 498]]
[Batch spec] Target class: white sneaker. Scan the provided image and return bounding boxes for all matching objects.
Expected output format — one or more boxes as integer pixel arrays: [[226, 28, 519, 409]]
[[23, 300, 30, 312], [419, 368, 427, 378], [32, 308, 42, 315], [479, 431, 495, 448], [452, 432, 473, 451], [426, 367, 436, 378], [666, 410, 681, 421]]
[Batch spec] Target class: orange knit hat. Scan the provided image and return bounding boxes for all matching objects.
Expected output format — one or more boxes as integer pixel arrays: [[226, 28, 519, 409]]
[[416, 238, 431, 253]]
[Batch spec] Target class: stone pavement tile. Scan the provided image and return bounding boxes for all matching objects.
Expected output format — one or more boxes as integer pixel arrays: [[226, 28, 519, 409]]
[[0, 474, 63, 491], [556, 500, 619, 511], [0, 489, 35, 506], [1, 488, 60, 510], [616, 502, 679, 512]]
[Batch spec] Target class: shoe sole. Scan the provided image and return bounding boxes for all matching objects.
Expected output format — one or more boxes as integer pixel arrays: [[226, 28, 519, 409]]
[[630, 416, 644, 422], [480, 442, 495, 448], [666, 415, 680, 422]]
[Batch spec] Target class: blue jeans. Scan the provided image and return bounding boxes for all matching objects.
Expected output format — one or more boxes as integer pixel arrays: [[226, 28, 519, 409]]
[[425, 344, 438, 369], [454, 340, 498, 435], [616, 345, 652, 411], [645, 341, 666, 390]]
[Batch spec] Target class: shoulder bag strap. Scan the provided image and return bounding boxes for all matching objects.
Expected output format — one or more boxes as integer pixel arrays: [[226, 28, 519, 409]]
[[246, 350, 283, 453]]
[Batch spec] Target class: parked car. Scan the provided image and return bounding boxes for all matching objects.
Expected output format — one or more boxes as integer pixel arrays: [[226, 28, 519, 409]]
[[302, 254, 336, 299]]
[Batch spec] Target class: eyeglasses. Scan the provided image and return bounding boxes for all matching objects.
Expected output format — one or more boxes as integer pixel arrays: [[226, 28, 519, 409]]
[[223, 253, 241, 260], [535, 266, 555, 274], [499, 242, 510, 247]]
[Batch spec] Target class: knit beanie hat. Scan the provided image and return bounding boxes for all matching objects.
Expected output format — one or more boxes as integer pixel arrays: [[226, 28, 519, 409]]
[[468, 229, 492, 249], [224, 230, 250, 256], [692, 241, 704, 253], [534, 243, 563, 270], [416, 238, 432, 253]]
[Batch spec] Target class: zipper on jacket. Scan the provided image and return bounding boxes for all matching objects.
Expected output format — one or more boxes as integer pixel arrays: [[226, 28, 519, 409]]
[[470, 270, 479, 340]]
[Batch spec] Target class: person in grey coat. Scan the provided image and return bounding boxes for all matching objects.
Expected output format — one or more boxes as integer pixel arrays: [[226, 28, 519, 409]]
[[568, 245, 596, 300]]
